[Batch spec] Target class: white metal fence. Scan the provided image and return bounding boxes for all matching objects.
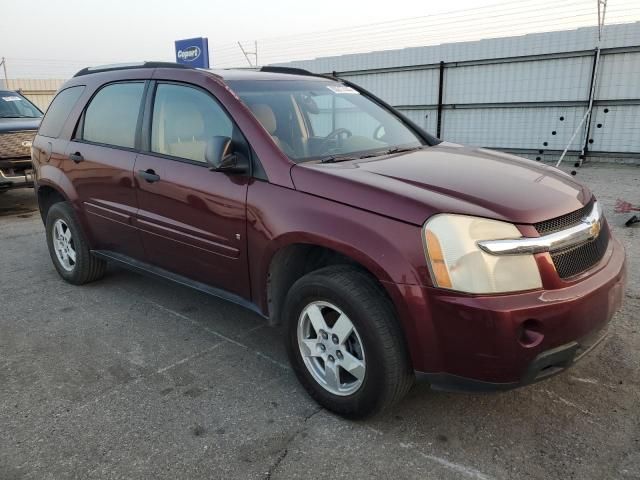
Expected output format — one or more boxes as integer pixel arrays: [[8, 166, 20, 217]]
[[2, 78, 65, 112], [276, 22, 640, 163]]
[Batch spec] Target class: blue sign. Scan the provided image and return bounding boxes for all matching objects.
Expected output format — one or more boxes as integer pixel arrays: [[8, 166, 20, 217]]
[[175, 37, 210, 68]]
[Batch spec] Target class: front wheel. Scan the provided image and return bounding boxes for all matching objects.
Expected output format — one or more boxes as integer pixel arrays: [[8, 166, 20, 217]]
[[283, 265, 413, 418]]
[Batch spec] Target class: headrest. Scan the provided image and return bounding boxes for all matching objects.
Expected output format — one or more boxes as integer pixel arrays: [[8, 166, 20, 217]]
[[249, 103, 277, 135]]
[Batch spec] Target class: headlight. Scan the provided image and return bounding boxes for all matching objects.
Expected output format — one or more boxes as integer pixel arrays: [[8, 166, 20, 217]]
[[423, 214, 542, 294]]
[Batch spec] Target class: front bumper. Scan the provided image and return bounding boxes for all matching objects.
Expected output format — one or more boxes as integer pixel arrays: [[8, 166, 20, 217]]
[[417, 324, 610, 392], [388, 234, 626, 391]]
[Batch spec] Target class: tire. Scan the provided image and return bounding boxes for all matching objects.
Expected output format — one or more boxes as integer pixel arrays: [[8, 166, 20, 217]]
[[45, 201, 106, 284], [284, 265, 413, 418]]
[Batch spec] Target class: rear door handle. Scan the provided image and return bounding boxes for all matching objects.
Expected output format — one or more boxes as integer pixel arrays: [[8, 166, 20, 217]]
[[137, 169, 160, 183], [69, 152, 84, 163]]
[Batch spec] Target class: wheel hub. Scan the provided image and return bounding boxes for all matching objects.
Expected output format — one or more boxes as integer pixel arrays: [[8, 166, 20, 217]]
[[297, 301, 366, 396]]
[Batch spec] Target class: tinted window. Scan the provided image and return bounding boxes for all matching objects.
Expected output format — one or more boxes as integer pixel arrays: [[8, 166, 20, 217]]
[[151, 83, 232, 163], [83, 82, 144, 148], [38, 86, 84, 138]]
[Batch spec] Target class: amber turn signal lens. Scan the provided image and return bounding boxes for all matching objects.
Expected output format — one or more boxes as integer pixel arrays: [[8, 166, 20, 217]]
[[425, 229, 453, 288]]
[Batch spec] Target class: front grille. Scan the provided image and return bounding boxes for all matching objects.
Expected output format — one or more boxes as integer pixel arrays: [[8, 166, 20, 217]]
[[0, 130, 37, 159], [534, 199, 594, 235], [550, 224, 609, 279]]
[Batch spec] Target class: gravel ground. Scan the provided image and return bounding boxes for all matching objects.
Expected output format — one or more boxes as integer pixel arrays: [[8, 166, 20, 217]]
[[0, 163, 638, 480]]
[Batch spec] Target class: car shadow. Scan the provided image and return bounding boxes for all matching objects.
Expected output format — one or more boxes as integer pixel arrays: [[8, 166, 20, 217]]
[[0, 187, 38, 218]]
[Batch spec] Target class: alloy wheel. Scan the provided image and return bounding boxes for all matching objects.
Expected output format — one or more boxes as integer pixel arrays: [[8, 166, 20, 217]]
[[52, 219, 76, 272], [297, 301, 366, 396]]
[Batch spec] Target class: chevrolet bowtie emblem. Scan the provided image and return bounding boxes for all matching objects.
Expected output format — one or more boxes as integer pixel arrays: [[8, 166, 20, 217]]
[[588, 219, 601, 238]]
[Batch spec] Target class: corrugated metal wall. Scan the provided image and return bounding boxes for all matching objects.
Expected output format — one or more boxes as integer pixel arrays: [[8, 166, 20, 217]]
[[276, 22, 640, 161], [4, 78, 66, 112]]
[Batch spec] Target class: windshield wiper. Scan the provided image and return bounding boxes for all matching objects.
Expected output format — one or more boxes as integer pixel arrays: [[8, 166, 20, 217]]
[[385, 145, 423, 155], [0, 114, 39, 118], [319, 154, 359, 164], [319, 151, 392, 163], [317, 147, 422, 164]]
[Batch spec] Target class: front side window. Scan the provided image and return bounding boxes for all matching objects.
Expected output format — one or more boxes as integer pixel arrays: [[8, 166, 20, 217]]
[[0, 91, 42, 119], [227, 79, 423, 162], [151, 83, 233, 163], [82, 82, 144, 148], [38, 86, 84, 138]]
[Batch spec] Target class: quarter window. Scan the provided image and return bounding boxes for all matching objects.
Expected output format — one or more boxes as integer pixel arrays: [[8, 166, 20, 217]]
[[82, 82, 144, 148], [151, 83, 233, 163], [38, 86, 84, 138]]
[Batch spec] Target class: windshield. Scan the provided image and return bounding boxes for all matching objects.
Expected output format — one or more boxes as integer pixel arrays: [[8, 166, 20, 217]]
[[227, 79, 423, 162], [0, 91, 43, 118]]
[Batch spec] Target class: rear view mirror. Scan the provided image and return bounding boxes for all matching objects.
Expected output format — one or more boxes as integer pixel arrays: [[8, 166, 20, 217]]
[[205, 136, 247, 173], [300, 94, 319, 114]]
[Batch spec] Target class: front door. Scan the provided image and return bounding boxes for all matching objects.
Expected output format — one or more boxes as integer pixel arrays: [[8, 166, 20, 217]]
[[133, 82, 251, 298], [66, 81, 146, 260]]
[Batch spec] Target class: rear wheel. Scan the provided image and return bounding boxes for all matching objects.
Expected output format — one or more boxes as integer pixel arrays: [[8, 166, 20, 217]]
[[45, 202, 106, 284], [284, 265, 413, 418]]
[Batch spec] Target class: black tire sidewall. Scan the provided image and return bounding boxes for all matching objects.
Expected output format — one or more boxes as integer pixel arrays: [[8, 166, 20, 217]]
[[284, 271, 400, 418]]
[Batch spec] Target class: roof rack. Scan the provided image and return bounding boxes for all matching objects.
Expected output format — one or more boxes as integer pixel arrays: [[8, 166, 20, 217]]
[[73, 62, 190, 77], [259, 66, 315, 76]]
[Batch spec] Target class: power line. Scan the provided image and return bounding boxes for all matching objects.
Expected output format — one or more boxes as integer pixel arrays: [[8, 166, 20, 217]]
[[233, 0, 589, 45], [3, 0, 640, 76], [210, 1, 640, 66], [213, 17, 639, 67], [210, 0, 594, 55]]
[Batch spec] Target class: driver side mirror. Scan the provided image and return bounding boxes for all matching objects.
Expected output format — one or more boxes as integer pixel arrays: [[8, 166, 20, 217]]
[[205, 136, 248, 174]]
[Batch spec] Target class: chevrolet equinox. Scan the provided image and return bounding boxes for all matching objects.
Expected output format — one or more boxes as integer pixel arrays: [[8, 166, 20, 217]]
[[31, 62, 626, 418]]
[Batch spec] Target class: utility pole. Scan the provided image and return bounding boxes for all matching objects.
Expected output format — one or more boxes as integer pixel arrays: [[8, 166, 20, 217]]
[[237, 41, 258, 68], [0, 57, 8, 89]]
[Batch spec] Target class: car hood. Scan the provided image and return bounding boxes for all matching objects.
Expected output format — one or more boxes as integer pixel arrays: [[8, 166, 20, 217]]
[[291, 143, 592, 226], [0, 117, 41, 133]]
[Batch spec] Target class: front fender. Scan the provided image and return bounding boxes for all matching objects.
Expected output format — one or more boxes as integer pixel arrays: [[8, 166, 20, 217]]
[[246, 181, 430, 311]]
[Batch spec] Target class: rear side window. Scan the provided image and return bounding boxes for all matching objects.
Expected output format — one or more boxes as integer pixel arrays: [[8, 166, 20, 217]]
[[82, 82, 144, 149], [38, 86, 85, 138], [151, 83, 232, 163]]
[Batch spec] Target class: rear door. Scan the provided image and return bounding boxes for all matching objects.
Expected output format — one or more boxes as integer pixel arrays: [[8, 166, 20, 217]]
[[133, 81, 251, 297], [66, 81, 146, 259]]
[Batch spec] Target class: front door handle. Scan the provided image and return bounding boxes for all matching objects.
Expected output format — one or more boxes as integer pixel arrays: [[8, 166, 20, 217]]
[[137, 169, 160, 183], [69, 152, 84, 163]]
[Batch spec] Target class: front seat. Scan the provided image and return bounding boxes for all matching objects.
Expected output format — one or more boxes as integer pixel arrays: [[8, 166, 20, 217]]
[[248, 104, 296, 158]]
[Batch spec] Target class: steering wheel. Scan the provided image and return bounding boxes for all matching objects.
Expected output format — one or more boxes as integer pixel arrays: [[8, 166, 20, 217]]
[[318, 128, 353, 149]]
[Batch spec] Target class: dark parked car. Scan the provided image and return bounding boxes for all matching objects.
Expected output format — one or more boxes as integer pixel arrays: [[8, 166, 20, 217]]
[[31, 63, 626, 418], [0, 90, 42, 192]]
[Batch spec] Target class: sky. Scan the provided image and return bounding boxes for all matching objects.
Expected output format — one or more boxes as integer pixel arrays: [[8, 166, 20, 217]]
[[1, 0, 483, 61], [1, 0, 638, 77]]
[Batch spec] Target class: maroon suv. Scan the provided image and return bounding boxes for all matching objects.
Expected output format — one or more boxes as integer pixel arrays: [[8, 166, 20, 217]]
[[31, 62, 626, 418]]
